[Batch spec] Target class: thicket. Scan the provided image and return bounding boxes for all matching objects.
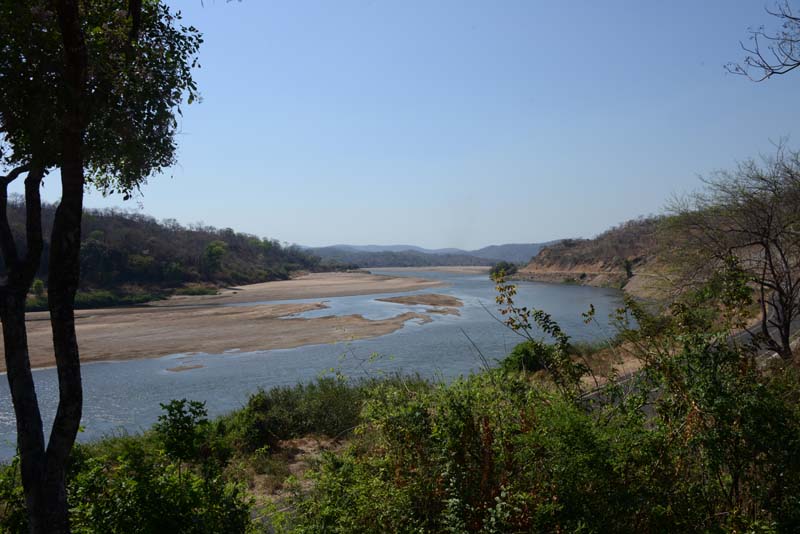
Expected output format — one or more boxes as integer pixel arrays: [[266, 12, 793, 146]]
[[488, 261, 518, 278], [285, 271, 800, 533], [0, 198, 332, 308], [310, 246, 499, 268]]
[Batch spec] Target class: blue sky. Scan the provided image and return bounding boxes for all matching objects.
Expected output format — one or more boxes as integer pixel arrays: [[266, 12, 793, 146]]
[[14, 1, 800, 249]]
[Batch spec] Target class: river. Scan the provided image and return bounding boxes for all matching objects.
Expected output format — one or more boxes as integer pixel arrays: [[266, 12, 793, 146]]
[[0, 269, 623, 460]]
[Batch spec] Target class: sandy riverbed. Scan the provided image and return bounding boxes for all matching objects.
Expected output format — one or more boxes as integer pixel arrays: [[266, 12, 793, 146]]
[[376, 266, 490, 275], [2, 271, 445, 371], [376, 294, 463, 307]]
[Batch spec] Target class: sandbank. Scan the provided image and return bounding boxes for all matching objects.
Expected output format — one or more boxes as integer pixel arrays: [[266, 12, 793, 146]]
[[2, 271, 445, 371]]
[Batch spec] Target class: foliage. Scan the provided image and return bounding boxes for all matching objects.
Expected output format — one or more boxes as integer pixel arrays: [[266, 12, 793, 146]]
[[310, 246, 499, 268], [287, 269, 800, 533], [0, 0, 202, 194], [1, 420, 251, 533], [488, 261, 517, 278], [66, 453, 251, 534], [667, 145, 800, 358], [0, 198, 328, 299], [493, 272, 589, 395], [154, 399, 210, 465], [203, 241, 228, 275], [4, 267, 800, 532], [221, 376, 368, 453], [30, 279, 44, 297], [498, 340, 548, 373], [527, 217, 660, 277], [0, 458, 27, 534]]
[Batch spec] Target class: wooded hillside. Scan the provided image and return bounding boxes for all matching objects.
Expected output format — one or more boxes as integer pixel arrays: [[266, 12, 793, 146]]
[[1, 197, 327, 292], [309, 246, 500, 268], [516, 216, 662, 294]]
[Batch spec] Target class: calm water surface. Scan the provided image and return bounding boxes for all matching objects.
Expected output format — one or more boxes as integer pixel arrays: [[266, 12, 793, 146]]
[[0, 269, 623, 460]]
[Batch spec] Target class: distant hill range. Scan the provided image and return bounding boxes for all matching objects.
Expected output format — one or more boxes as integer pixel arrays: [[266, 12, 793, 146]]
[[309, 242, 557, 268]]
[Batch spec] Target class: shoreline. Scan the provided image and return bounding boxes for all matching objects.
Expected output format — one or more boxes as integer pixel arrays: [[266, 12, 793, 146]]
[[2, 271, 447, 372]]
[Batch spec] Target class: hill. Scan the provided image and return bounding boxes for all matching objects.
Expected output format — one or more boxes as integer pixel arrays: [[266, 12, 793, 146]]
[[1, 197, 328, 305], [515, 217, 662, 296], [311, 242, 554, 267], [327, 244, 466, 255], [310, 246, 498, 268], [468, 242, 558, 263]]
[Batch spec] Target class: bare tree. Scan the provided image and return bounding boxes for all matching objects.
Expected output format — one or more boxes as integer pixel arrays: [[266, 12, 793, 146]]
[[728, 1, 800, 80], [668, 146, 800, 359]]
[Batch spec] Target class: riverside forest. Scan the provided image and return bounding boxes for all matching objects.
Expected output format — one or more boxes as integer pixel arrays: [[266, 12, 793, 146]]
[[1, 2, 800, 534]]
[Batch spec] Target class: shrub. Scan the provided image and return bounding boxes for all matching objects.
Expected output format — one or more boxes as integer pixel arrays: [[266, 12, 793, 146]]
[[489, 261, 517, 278], [223, 376, 366, 454], [498, 340, 549, 373], [154, 399, 210, 464], [30, 279, 45, 297], [68, 452, 251, 534]]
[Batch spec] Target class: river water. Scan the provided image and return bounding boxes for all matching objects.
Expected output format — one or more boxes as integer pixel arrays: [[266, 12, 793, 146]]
[[0, 269, 623, 460]]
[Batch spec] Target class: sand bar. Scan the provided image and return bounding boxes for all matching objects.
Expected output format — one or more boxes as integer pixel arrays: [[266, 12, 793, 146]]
[[2, 271, 445, 371], [377, 294, 463, 308], [372, 266, 490, 275]]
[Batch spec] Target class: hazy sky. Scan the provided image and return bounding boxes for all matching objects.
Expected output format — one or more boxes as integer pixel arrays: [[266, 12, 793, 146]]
[[12, 1, 800, 249]]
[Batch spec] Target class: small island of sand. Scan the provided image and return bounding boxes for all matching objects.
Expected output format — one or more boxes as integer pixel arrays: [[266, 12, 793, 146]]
[[376, 293, 463, 308], [376, 293, 463, 316]]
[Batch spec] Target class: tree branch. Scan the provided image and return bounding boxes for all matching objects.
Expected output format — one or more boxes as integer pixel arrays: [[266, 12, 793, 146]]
[[0, 164, 30, 269]]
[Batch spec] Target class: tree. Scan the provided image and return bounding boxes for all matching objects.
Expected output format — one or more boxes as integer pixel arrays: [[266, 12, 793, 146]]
[[204, 240, 228, 275], [0, 2, 200, 531], [728, 1, 800, 80], [667, 146, 800, 359], [489, 261, 518, 278], [154, 399, 210, 481]]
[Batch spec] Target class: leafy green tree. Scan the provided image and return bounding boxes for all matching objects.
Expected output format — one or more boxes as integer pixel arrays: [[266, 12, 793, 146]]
[[30, 279, 45, 298], [203, 240, 228, 275], [154, 399, 210, 484], [489, 260, 517, 278], [0, 1, 200, 531]]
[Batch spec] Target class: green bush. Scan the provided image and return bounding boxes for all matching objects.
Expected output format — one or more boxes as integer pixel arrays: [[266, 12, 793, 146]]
[[1, 442, 252, 534], [498, 339, 550, 373], [489, 261, 517, 278], [174, 285, 218, 296], [223, 376, 366, 453], [67, 451, 251, 534], [30, 279, 45, 297]]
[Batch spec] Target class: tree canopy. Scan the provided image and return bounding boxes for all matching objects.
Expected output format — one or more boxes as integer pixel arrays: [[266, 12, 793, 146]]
[[0, 0, 202, 197]]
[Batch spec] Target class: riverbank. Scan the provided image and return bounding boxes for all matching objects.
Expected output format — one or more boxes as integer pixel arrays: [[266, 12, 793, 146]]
[[2, 271, 445, 371]]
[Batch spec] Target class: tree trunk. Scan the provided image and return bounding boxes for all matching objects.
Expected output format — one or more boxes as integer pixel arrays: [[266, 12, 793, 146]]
[[0, 158, 53, 531], [18, 1, 91, 532], [39, 176, 84, 534], [0, 292, 47, 530]]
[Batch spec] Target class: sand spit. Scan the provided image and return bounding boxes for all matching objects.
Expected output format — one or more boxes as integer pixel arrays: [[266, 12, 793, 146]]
[[376, 293, 463, 308], [374, 266, 490, 275]]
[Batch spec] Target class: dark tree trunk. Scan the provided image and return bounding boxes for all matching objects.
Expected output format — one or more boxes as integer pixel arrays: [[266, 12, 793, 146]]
[[0, 292, 46, 529], [0, 160, 51, 532], [5, 1, 92, 532]]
